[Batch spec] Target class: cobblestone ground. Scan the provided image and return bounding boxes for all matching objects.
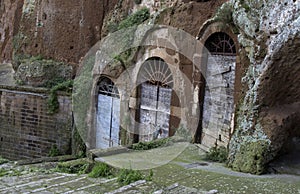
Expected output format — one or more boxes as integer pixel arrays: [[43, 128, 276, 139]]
[[1, 144, 300, 194]]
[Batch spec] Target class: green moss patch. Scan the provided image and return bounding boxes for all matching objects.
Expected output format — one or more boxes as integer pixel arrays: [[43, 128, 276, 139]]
[[55, 159, 93, 174], [88, 162, 114, 178], [130, 138, 172, 150], [0, 156, 9, 165], [117, 8, 150, 30], [117, 168, 153, 186], [230, 140, 270, 175]]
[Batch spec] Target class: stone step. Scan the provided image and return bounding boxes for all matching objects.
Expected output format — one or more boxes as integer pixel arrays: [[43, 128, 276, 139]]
[[27, 175, 88, 194], [65, 178, 117, 194], [87, 146, 132, 160], [153, 183, 218, 194], [0, 173, 69, 192], [0, 172, 120, 194], [104, 180, 161, 194]]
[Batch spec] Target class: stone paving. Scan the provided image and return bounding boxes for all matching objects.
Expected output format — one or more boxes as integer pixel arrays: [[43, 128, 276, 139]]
[[0, 170, 204, 194], [1, 143, 300, 194]]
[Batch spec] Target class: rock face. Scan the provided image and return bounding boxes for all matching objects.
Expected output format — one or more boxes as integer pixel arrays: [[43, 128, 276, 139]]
[[0, 0, 23, 63], [154, 0, 227, 36], [227, 0, 300, 174], [1, 0, 118, 65]]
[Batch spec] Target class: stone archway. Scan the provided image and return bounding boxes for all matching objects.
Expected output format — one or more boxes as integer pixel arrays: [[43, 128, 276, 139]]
[[95, 77, 121, 149]]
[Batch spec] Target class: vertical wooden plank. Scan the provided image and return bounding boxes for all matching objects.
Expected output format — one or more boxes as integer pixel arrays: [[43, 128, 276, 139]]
[[157, 86, 172, 138], [157, 87, 172, 113], [111, 97, 120, 147], [140, 83, 158, 109], [139, 83, 158, 142], [96, 94, 112, 149]]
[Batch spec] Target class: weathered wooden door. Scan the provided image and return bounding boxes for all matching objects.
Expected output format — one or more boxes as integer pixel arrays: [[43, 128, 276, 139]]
[[139, 82, 172, 141], [96, 78, 120, 149], [137, 58, 174, 142]]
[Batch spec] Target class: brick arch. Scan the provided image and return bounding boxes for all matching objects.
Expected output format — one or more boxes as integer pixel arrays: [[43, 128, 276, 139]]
[[204, 32, 236, 55], [197, 21, 238, 48]]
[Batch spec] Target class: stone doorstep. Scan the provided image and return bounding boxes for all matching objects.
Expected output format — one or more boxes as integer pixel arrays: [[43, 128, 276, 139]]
[[88, 146, 134, 160], [88, 136, 188, 160]]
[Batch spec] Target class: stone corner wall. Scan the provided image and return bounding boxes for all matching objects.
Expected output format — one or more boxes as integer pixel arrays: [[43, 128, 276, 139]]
[[0, 87, 72, 160]]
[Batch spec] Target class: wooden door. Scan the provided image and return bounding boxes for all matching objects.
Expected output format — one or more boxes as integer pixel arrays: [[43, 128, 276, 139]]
[[96, 78, 120, 149], [139, 82, 172, 141]]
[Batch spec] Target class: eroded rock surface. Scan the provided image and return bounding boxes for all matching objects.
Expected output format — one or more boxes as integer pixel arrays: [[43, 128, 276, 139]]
[[1, 0, 118, 64], [0, 0, 23, 63], [227, 0, 300, 174]]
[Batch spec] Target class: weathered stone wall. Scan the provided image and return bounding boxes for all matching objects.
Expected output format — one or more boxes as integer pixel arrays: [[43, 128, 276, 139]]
[[0, 87, 72, 160]]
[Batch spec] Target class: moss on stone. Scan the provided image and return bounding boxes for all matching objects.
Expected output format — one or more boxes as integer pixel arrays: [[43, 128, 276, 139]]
[[230, 140, 270, 175], [55, 158, 93, 174], [47, 80, 73, 114], [72, 55, 95, 145], [72, 127, 87, 158], [214, 2, 234, 25], [117, 8, 150, 30], [0, 156, 9, 165], [206, 146, 228, 163], [113, 47, 138, 68]]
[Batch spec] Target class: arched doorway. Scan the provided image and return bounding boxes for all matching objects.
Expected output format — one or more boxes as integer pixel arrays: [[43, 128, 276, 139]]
[[96, 77, 120, 149], [201, 32, 237, 147], [137, 58, 174, 142]]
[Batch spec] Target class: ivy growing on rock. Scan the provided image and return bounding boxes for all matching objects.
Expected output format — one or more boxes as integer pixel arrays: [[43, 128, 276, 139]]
[[47, 80, 73, 114], [117, 8, 150, 30], [107, 7, 150, 33]]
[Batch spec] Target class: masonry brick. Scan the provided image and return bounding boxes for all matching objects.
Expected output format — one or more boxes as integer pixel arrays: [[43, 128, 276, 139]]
[[0, 88, 72, 160]]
